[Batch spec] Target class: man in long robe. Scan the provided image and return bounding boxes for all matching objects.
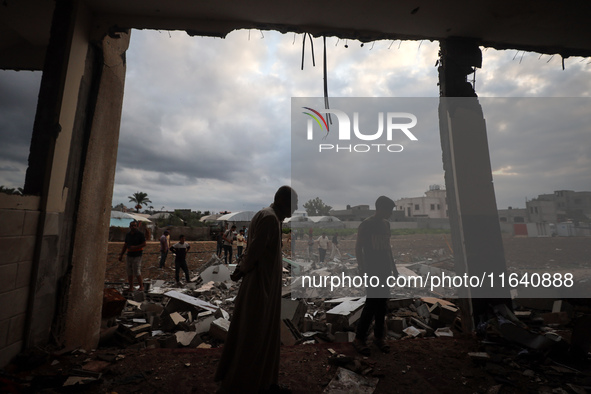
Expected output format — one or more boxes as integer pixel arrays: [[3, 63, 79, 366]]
[[214, 186, 298, 393]]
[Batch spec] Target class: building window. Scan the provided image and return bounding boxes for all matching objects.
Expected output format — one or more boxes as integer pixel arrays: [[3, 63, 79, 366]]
[[437, 204, 441, 210], [414, 204, 420, 211], [514, 217, 524, 223], [500, 217, 507, 222], [430, 204, 435, 210], [534, 207, 538, 214]]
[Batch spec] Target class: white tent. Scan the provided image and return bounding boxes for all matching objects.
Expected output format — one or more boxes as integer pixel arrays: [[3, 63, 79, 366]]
[[216, 211, 256, 222], [148, 212, 172, 220], [200, 214, 222, 222], [110, 211, 151, 227], [308, 216, 341, 223]]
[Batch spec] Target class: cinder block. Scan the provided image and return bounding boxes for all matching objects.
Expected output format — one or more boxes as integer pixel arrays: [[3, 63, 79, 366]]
[[0, 210, 24, 236], [333, 331, 355, 343], [22, 211, 40, 236], [209, 318, 230, 341], [0, 236, 35, 265], [439, 305, 458, 324], [0, 319, 9, 348], [15, 261, 32, 288], [0, 264, 18, 291], [386, 317, 407, 333], [0, 341, 23, 368], [6, 314, 26, 346], [0, 288, 28, 321]]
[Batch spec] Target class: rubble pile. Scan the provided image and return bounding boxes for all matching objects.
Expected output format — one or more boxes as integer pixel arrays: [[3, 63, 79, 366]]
[[97, 251, 591, 393], [99, 252, 469, 352]]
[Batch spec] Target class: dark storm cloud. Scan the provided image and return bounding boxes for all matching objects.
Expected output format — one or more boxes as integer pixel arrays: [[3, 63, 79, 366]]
[[1, 30, 588, 212], [0, 70, 41, 187]]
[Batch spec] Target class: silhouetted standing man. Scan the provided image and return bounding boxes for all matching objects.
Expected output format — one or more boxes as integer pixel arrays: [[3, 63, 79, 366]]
[[215, 186, 298, 393], [353, 196, 398, 356]]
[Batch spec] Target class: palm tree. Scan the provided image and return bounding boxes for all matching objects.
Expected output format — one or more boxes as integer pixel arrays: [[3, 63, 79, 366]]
[[128, 191, 152, 213]]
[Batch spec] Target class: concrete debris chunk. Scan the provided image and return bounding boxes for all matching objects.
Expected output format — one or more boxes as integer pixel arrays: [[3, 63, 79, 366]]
[[323, 367, 379, 394], [194, 315, 216, 335], [214, 307, 230, 320], [200, 264, 232, 284], [434, 327, 453, 337], [175, 331, 203, 347], [333, 331, 356, 343], [164, 290, 218, 313], [209, 318, 231, 341], [386, 317, 407, 333], [169, 312, 186, 326], [402, 326, 421, 337], [326, 297, 366, 332], [281, 298, 308, 331]]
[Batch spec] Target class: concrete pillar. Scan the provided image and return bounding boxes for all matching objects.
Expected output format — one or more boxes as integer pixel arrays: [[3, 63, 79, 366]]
[[437, 39, 510, 332], [22, 0, 130, 352], [63, 30, 130, 350], [24, 0, 93, 348]]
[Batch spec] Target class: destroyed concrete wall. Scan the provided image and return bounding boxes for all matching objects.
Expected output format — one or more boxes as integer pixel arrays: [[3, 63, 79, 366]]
[[0, 198, 41, 366], [0, 2, 130, 368]]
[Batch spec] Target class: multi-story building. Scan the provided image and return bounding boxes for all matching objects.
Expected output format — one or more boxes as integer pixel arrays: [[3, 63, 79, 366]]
[[526, 190, 591, 223], [497, 207, 527, 223], [395, 185, 448, 219]]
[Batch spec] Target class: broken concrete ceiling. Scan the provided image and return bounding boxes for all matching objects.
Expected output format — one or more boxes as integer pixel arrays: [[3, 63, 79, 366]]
[[2, 0, 591, 71]]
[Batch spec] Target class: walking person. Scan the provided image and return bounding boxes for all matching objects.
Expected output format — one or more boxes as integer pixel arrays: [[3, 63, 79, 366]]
[[353, 196, 399, 356], [222, 225, 236, 264], [118, 220, 146, 292], [316, 232, 330, 263], [159, 230, 170, 268], [170, 234, 191, 286], [236, 229, 246, 261]]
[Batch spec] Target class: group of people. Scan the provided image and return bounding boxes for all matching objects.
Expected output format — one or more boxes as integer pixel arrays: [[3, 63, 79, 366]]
[[217, 224, 247, 264], [119, 225, 193, 289], [119, 186, 398, 393], [305, 230, 341, 263]]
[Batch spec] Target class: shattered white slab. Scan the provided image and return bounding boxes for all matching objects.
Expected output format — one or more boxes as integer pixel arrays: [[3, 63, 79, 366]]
[[326, 297, 366, 317], [164, 290, 218, 312], [200, 264, 232, 283]]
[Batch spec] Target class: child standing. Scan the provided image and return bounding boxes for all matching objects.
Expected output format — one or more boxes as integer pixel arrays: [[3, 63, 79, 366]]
[[236, 229, 246, 261], [170, 234, 191, 286]]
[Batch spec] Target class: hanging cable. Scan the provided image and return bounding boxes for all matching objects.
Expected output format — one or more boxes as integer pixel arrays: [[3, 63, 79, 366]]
[[301, 33, 316, 70], [323, 36, 332, 135]]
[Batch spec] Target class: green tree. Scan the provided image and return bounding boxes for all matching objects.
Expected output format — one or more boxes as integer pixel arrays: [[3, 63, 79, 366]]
[[0, 186, 23, 195], [303, 197, 332, 216], [128, 191, 152, 213], [113, 202, 128, 211]]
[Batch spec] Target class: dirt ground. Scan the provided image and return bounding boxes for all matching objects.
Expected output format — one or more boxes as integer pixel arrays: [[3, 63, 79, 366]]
[[5, 234, 591, 393], [104, 234, 591, 284]]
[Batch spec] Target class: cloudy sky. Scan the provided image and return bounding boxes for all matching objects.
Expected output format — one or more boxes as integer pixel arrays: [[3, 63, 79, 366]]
[[0, 29, 590, 213]]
